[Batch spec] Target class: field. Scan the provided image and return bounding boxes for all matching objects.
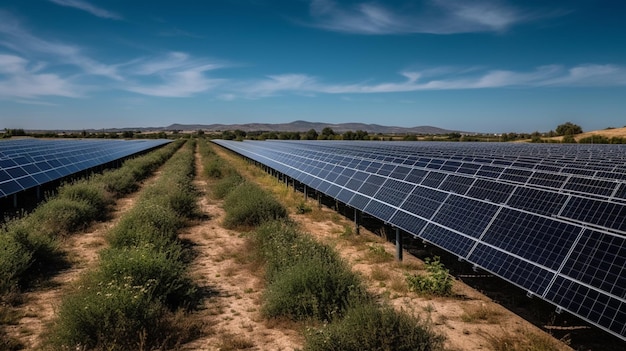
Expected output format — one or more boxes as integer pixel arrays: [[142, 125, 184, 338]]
[[1, 137, 621, 350]]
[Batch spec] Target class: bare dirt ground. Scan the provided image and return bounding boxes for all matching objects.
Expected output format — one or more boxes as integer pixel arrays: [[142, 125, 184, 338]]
[[4, 169, 164, 350], [178, 149, 303, 350]]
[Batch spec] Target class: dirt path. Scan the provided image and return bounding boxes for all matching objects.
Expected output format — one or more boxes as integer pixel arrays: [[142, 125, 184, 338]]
[[5, 170, 163, 350], [178, 147, 302, 351]]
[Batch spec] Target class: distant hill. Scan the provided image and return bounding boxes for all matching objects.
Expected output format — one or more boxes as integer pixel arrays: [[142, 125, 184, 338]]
[[165, 120, 462, 135]]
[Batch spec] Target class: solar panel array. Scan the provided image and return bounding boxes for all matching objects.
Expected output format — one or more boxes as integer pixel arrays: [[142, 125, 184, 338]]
[[214, 139, 626, 341], [0, 138, 171, 198]]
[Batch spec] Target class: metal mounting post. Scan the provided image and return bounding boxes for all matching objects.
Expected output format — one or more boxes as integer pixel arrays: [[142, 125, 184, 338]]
[[396, 227, 403, 261]]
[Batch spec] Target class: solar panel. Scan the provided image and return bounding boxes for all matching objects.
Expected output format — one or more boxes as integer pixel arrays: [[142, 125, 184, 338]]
[[213, 139, 626, 341], [0, 138, 170, 199]]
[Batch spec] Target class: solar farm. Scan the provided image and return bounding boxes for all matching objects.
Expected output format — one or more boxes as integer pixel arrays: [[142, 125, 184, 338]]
[[0, 138, 171, 201], [214, 139, 626, 342]]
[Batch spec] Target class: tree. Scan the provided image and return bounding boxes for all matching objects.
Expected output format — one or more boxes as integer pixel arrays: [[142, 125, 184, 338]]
[[304, 128, 318, 140], [562, 134, 577, 143], [222, 130, 236, 140], [354, 130, 369, 140], [233, 129, 247, 138], [342, 131, 355, 140], [319, 127, 335, 140], [556, 122, 583, 136]]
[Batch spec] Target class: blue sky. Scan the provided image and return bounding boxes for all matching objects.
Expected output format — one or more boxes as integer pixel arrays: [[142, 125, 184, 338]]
[[1, 0, 625, 133]]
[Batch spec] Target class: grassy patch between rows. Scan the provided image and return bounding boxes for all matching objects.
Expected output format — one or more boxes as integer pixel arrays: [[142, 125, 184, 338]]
[[45, 140, 202, 351]]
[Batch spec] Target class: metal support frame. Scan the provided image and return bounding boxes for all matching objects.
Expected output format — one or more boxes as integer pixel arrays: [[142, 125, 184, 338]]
[[396, 227, 403, 261], [354, 208, 360, 235]]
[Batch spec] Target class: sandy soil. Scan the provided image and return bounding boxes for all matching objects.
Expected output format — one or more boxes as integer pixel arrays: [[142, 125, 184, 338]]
[[178, 149, 303, 350]]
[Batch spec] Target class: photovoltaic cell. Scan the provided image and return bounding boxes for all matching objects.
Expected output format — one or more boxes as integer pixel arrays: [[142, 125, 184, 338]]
[[506, 187, 568, 217], [482, 209, 580, 270], [560, 197, 626, 232], [432, 195, 498, 237], [420, 223, 475, 257]]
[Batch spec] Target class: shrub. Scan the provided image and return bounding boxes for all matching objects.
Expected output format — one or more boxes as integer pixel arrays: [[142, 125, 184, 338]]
[[223, 183, 287, 228], [100, 169, 138, 196], [212, 174, 244, 199], [204, 159, 224, 179], [262, 256, 364, 322], [107, 201, 182, 250], [3, 221, 60, 284], [48, 277, 169, 351], [0, 233, 32, 294], [405, 256, 453, 297], [295, 201, 312, 214], [303, 303, 445, 351], [57, 180, 112, 216], [253, 222, 338, 282], [31, 197, 98, 234], [97, 245, 197, 309], [253, 222, 366, 322]]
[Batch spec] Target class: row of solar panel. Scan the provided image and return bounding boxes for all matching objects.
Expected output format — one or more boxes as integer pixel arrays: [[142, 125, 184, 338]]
[[213, 140, 626, 341], [310, 141, 626, 174], [293, 141, 626, 191], [242, 142, 626, 233], [0, 139, 171, 198]]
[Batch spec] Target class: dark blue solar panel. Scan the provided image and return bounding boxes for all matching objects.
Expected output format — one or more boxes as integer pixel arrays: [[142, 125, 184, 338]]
[[560, 231, 626, 298], [364, 200, 396, 222], [438, 174, 474, 195], [0, 139, 171, 198], [400, 186, 447, 219], [560, 197, 626, 232], [545, 276, 625, 337], [420, 224, 475, 257], [388, 211, 427, 234], [469, 244, 555, 293], [482, 209, 580, 270], [432, 195, 498, 238], [421, 171, 446, 188], [373, 179, 414, 207], [404, 168, 428, 183], [348, 193, 371, 210], [358, 174, 386, 196], [564, 177, 618, 197], [467, 179, 515, 204], [506, 187, 568, 216], [212, 139, 626, 341]]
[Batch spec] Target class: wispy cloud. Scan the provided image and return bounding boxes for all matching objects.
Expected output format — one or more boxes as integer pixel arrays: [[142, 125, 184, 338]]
[[124, 52, 225, 97], [235, 64, 626, 97], [0, 10, 122, 80], [306, 0, 549, 34], [0, 11, 224, 99], [48, 0, 122, 20], [0, 54, 80, 99]]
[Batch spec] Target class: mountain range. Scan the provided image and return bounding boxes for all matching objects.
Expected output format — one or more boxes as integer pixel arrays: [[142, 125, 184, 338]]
[[164, 120, 461, 134]]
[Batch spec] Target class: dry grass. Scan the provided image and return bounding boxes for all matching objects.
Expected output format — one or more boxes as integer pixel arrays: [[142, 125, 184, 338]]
[[370, 266, 391, 281], [460, 303, 504, 324], [216, 331, 255, 350], [364, 244, 394, 263], [482, 327, 568, 351]]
